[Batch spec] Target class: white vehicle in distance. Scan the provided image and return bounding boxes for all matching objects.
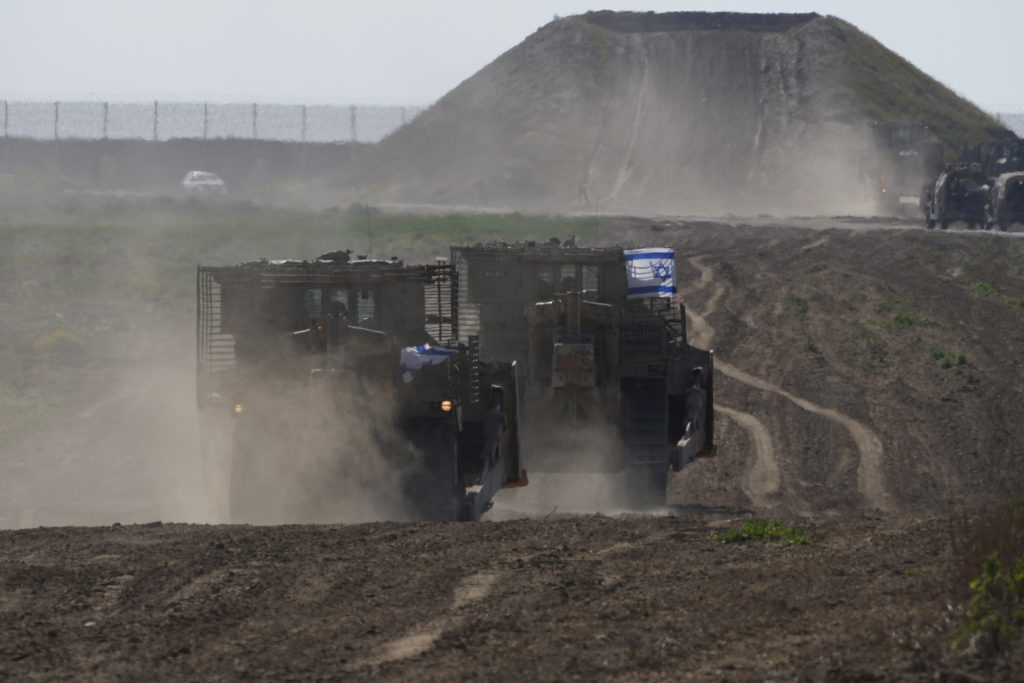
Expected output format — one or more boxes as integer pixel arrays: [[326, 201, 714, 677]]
[[181, 170, 227, 197]]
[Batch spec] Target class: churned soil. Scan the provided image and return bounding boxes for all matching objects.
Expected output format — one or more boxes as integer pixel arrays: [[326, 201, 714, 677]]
[[0, 513, 987, 681], [2, 215, 1024, 680]]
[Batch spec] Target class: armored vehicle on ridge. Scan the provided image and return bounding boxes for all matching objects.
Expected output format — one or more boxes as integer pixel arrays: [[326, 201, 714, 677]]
[[865, 122, 944, 216], [923, 164, 990, 229]]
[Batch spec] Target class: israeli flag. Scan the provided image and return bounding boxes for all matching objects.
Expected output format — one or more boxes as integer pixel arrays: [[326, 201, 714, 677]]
[[400, 344, 456, 383], [624, 248, 676, 299]]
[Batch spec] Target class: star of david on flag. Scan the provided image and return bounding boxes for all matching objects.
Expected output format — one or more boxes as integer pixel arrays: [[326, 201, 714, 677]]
[[400, 344, 456, 383], [624, 248, 676, 299]]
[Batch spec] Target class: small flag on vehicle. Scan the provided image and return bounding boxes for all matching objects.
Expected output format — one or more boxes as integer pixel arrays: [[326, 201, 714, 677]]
[[624, 248, 676, 299], [400, 344, 456, 383]]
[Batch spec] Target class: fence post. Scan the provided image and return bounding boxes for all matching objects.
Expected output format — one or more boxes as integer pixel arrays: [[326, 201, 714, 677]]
[[203, 103, 209, 139], [153, 100, 159, 141], [350, 104, 357, 143], [102, 101, 109, 139], [301, 104, 307, 143], [3, 100, 7, 138], [54, 101, 59, 140], [252, 103, 257, 139]]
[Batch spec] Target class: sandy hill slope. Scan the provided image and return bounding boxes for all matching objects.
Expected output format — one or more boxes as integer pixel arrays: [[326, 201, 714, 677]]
[[336, 11, 1009, 215]]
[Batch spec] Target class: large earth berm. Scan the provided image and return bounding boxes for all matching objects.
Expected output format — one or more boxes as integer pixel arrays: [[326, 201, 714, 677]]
[[337, 11, 1009, 214]]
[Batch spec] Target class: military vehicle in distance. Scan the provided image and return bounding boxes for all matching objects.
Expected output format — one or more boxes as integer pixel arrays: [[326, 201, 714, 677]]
[[449, 238, 715, 507], [196, 251, 524, 523], [988, 172, 1024, 231], [923, 164, 990, 229], [864, 122, 944, 216]]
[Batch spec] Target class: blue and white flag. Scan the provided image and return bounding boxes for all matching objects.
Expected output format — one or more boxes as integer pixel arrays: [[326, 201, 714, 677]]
[[400, 344, 456, 383], [624, 248, 676, 299]]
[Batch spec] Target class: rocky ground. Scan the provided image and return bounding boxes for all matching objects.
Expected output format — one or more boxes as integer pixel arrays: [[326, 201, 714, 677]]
[[2, 212, 1024, 680]]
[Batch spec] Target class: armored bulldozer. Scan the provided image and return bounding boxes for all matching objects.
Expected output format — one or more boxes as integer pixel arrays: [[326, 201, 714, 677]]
[[449, 238, 715, 507], [923, 164, 991, 230], [196, 251, 524, 523]]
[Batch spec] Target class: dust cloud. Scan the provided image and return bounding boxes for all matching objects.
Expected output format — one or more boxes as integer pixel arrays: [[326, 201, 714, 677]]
[[491, 421, 663, 520], [0, 333, 208, 529], [213, 370, 422, 526]]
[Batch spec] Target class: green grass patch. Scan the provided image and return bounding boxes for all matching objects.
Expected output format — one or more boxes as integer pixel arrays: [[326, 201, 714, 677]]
[[957, 553, 1024, 651], [875, 294, 908, 314], [871, 295, 937, 329], [970, 281, 1001, 297], [712, 518, 820, 545], [855, 326, 877, 343], [883, 312, 935, 329], [953, 497, 1024, 653], [803, 338, 820, 354], [803, 265, 824, 276], [930, 348, 967, 373], [789, 296, 809, 318], [994, 245, 1024, 268]]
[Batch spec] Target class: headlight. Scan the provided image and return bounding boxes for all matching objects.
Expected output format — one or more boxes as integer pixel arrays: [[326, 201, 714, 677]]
[[234, 403, 244, 415]]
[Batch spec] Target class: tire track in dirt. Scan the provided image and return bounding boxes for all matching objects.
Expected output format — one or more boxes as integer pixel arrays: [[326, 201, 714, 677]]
[[716, 359, 893, 512], [348, 571, 499, 671], [680, 259, 783, 507], [716, 405, 780, 509], [351, 531, 680, 671], [683, 256, 894, 512]]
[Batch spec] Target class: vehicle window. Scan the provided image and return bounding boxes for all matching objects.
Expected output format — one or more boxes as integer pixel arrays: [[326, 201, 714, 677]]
[[327, 288, 349, 318], [357, 288, 376, 325], [559, 264, 577, 291], [534, 268, 554, 300], [305, 288, 323, 318]]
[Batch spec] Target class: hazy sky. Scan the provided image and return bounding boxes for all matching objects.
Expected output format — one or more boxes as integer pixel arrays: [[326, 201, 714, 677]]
[[1, 0, 1020, 111]]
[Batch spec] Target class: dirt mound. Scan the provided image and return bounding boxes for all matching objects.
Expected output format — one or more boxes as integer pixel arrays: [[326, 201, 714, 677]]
[[336, 11, 1009, 215]]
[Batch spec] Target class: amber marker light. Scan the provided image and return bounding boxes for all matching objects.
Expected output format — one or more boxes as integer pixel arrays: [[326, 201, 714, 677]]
[[441, 400, 453, 412]]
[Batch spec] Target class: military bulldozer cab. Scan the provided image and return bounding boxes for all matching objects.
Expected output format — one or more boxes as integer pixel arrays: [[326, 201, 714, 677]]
[[450, 239, 715, 507], [196, 251, 524, 523]]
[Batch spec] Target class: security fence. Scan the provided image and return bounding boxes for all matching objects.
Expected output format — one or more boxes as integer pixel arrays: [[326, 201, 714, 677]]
[[0, 101, 427, 144]]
